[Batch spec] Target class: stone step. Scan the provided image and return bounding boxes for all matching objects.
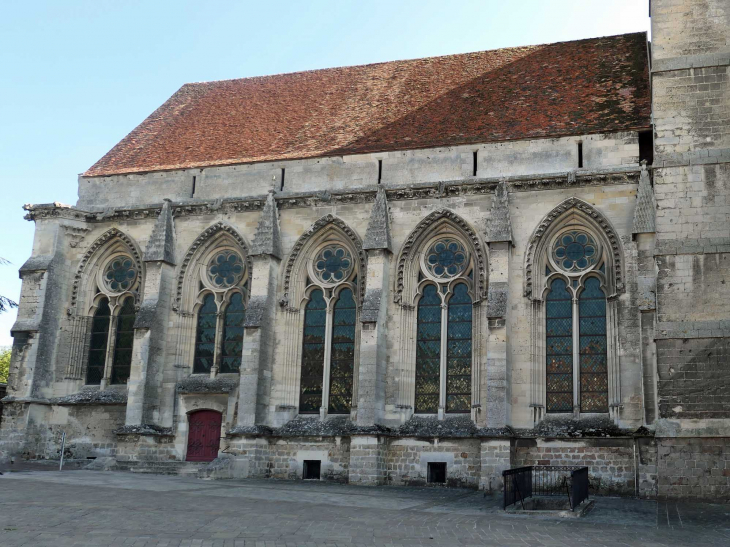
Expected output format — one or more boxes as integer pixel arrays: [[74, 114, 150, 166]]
[[128, 461, 204, 476]]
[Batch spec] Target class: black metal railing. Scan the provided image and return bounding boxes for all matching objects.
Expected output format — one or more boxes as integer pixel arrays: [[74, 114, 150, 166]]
[[503, 466, 532, 509], [570, 466, 589, 509], [502, 466, 590, 510]]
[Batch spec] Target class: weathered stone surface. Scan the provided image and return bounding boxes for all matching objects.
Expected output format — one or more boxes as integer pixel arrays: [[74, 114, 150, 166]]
[[143, 199, 175, 264], [250, 191, 282, 259], [51, 388, 127, 405], [176, 376, 237, 394], [486, 282, 508, 318], [363, 187, 392, 252], [485, 180, 512, 243]]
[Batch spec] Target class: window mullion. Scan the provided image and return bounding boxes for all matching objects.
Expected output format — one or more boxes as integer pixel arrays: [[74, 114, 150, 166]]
[[572, 295, 580, 415], [321, 302, 334, 418], [101, 305, 118, 389], [439, 300, 448, 419], [211, 307, 225, 378]]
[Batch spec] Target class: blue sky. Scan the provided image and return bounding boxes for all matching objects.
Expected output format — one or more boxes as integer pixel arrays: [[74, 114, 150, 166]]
[[0, 0, 650, 346]]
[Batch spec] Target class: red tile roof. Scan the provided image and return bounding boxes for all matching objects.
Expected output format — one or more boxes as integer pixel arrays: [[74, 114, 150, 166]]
[[85, 33, 650, 177]]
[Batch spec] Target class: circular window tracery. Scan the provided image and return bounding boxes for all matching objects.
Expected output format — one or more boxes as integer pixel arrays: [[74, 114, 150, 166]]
[[313, 245, 353, 284], [552, 230, 598, 272], [424, 238, 468, 280], [103, 256, 137, 292], [207, 251, 244, 288]]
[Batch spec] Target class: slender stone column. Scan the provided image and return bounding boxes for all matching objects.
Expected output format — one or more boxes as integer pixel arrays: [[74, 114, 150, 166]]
[[237, 191, 282, 427], [485, 181, 513, 428]]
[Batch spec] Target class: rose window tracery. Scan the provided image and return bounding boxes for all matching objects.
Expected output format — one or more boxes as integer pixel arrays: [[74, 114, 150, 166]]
[[207, 251, 244, 289], [313, 245, 353, 283], [103, 256, 137, 292], [425, 238, 468, 279], [552, 231, 598, 272]]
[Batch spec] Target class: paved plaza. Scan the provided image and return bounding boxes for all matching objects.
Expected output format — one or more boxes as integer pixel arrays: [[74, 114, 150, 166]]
[[0, 468, 728, 546]]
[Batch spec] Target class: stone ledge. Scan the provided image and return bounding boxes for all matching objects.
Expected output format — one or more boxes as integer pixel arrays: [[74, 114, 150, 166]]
[[114, 424, 174, 437], [176, 376, 238, 394], [50, 388, 127, 406], [655, 321, 730, 340]]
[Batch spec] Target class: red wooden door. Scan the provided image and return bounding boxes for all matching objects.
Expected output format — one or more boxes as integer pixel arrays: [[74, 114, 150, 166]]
[[186, 410, 222, 462]]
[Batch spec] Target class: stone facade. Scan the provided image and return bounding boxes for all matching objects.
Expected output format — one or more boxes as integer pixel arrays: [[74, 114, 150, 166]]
[[1, 0, 729, 502]]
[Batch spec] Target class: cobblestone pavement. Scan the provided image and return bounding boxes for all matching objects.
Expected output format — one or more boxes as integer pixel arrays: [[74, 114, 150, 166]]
[[1, 470, 729, 546]]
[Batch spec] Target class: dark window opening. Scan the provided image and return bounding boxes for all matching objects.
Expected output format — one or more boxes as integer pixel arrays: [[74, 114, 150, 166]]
[[280, 168, 286, 191], [377, 159, 383, 184], [427, 462, 446, 484], [303, 460, 321, 480], [191, 176, 196, 197], [577, 142, 583, 168], [639, 131, 653, 165], [472, 150, 478, 177]]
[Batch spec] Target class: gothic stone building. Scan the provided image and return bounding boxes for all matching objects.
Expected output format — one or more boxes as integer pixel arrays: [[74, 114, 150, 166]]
[[2, 0, 729, 500]]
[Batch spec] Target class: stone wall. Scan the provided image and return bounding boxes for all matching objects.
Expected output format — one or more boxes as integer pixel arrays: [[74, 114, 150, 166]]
[[657, 437, 730, 501], [513, 438, 638, 496], [656, 337, 730, 420], [385, 438, 481, 488]]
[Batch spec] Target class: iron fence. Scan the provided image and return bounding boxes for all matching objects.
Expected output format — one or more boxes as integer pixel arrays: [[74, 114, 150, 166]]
[[502, 465, 590, 510], [502, 466, 532, 509]]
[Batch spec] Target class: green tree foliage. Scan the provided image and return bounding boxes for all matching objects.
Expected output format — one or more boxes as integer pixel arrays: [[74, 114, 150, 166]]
[[0, 257, 18, 314], [0, 348, 10, 384]]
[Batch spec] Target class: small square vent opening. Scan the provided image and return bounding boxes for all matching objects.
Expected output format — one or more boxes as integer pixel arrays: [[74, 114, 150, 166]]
[[427, 462, 447, 484], [303, 460, 321, 480]]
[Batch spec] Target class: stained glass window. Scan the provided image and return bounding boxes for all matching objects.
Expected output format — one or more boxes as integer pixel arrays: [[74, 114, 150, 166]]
[[86, 298, 110, 385], [329, 288, 356, 414], [425, 239, 468, 279], [111, 297, 136, 384], [220, 292, 245, 373], [446, 283, 472, 413], [207, 251, 244, 289], [546, 278, 573, 412], [415, 284, 441, 413], [552, 231, 598, 272], [579, 277, 608, 412], [300, 289, 326, 413], [193, 294, 217, 374], [104, 256, 137, 292], [313, 245, 353, 283]]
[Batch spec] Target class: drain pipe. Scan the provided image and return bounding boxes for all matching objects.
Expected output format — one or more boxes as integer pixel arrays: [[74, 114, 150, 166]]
[[59, 431, 66, 471], [633, 438, 639, 498]]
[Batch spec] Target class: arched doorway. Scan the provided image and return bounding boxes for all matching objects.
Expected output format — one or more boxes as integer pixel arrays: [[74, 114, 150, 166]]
[[186, 410, 222, 462]]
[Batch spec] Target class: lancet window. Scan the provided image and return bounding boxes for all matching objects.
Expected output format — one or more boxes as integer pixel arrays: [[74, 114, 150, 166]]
[[192, 248, 248, 374], [84, 253, 141, 385], [525, 199, 623, 421], [299, 243, 358, 414], [414, 236, 475, 414]]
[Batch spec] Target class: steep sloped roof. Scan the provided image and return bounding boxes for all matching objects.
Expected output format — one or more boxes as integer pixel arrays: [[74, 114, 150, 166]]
[[85, 32, 650, 177]]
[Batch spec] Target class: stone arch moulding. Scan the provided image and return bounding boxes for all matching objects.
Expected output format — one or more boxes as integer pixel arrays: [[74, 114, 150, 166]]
[[523, 198, 626, 300], [280, 214, 367, 308], [174, 221, 252, 312], [394, 208, 488, 305], [69, 227, 144, 313]]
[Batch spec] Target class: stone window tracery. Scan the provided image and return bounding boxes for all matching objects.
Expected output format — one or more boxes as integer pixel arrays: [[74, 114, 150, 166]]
[[83, 251, 141, 386], [192, 247, 248, 375], [525, 199, 622, 422], [298, 241, 359, 415], [414, 234, 475, 417]]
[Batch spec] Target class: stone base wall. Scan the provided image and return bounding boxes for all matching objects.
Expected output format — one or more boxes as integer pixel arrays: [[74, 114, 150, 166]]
[[115, 434, 178, 463], [385, 438, 481, 488], [349, 435, 386, 486], [0, 402, 125, 462], [514, 438, 639, 496], [657, 437, 730, 501]]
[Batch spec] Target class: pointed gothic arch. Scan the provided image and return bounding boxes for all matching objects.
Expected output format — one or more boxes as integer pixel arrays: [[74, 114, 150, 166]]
[[65, 227, 144, 383], [393, 209, 487, 421], [524, 198, 625, 423], [174, 221, 252, 312], [524, 197, 625, 300], [172, 222, 252, 376], [394, 208, 488, 305], [280, 214, 367, 309]]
